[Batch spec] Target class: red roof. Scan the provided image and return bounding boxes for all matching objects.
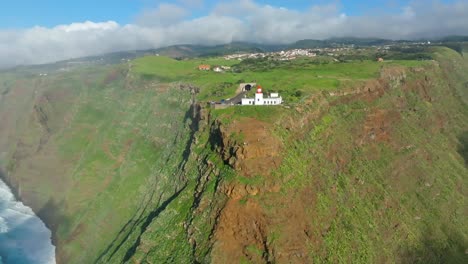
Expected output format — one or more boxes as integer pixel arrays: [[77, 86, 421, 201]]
[[198, 64, 211, 69]]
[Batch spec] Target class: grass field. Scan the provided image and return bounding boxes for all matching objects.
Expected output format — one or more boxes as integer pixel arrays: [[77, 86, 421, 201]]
[[132, 55, 430, 103]]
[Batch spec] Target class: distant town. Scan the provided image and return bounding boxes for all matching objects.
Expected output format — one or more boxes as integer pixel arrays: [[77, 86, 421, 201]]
[[222, 41, 434, 61], [224, 49, 318, 61]]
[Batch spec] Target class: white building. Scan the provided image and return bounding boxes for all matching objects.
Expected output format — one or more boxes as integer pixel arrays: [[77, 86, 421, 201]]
[[241, 86, 283, 106]]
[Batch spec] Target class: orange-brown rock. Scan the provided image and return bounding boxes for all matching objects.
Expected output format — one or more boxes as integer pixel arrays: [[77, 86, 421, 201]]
[[218, 118, 282, 177]]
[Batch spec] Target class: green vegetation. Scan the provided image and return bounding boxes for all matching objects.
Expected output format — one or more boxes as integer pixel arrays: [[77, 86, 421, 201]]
[[132, 54, 429, 103], [266, 47, 467, 263], [0, 65, 197, 263], [212, 104, 285, 124], [0, 46, 466, 263]]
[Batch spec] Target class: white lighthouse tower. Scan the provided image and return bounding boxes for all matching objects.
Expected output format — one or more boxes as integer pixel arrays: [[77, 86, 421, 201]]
[[255, 85, 264, 105]]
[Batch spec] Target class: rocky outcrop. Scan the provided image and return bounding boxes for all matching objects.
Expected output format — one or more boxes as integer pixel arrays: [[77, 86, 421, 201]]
[[211, 118, 283, 177]]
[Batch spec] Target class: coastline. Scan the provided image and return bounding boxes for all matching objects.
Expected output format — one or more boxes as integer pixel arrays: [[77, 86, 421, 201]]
[[0, 167, 57, 263]]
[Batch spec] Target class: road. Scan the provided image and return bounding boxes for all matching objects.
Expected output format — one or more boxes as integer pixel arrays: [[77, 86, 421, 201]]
[[225, 91, 247, 105]]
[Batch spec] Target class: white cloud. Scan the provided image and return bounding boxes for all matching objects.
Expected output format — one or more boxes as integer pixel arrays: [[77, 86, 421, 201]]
[[0, 0, 467, 68], [136, 3, 188, 27], [54, 20, 119, 32]]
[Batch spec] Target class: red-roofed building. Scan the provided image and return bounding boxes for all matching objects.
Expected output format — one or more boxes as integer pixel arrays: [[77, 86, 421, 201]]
[[198, 64, 211, 71]]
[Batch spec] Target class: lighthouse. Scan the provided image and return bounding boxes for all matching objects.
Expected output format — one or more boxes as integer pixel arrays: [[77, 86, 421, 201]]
[[240, 84, 282, 106], [255, 85, 264, 105]]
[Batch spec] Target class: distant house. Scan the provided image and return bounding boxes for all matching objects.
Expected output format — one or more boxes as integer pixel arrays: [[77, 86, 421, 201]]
[[198, 64, 211, 71], [221, 66, 231, 70], [213, 66, 223, 72], [377, 57, 384, 62]]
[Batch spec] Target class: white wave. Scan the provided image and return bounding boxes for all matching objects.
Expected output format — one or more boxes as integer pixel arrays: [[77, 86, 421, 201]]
[[0, 179, 56, 264], [0, 217, 8, 233]]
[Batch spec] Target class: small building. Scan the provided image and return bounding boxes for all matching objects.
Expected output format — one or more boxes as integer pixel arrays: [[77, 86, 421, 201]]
[[213, 66, 223, 72], [198, 64, 211, 71], [241, 85, 282, 106], [377, 57, 384, 62]]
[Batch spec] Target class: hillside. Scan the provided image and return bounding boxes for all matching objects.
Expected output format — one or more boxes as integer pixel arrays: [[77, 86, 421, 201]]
[[0, 47, 467, 263], [0, 66, 198, 262]]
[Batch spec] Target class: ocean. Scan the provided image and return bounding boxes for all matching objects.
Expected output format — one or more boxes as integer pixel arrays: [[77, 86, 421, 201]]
[[0, 179, 56, 264]]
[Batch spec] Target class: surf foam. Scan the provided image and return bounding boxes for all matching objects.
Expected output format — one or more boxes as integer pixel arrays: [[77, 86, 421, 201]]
[[0, 179, 56, 264]]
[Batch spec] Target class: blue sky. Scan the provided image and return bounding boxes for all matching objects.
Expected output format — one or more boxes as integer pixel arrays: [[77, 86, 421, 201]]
[[0, 0, 457, 28], [1, 0, 140, 28]]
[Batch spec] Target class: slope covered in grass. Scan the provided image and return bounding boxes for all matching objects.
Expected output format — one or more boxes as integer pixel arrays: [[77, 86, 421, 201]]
[[0, 65, 197, 263]]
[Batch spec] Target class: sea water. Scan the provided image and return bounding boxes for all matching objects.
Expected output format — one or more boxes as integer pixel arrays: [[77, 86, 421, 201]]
[[0, 179, 56, 264]]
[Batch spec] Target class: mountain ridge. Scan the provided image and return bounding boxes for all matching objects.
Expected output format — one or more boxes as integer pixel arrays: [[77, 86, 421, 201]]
[[4, 36, 468, 72]]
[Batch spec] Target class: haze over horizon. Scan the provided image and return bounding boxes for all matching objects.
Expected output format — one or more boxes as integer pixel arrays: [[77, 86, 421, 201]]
[[1, 0, 468, 68]]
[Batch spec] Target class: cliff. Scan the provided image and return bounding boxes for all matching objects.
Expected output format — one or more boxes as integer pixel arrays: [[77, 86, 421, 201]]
[[0, 47, 466, 263]]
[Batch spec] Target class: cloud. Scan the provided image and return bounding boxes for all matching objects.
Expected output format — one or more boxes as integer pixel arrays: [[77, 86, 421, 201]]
[[0, 21, 132, 68], [136, 3, 188, 27], [0, 0, 467, 69], [178, 0, 204, 9]]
